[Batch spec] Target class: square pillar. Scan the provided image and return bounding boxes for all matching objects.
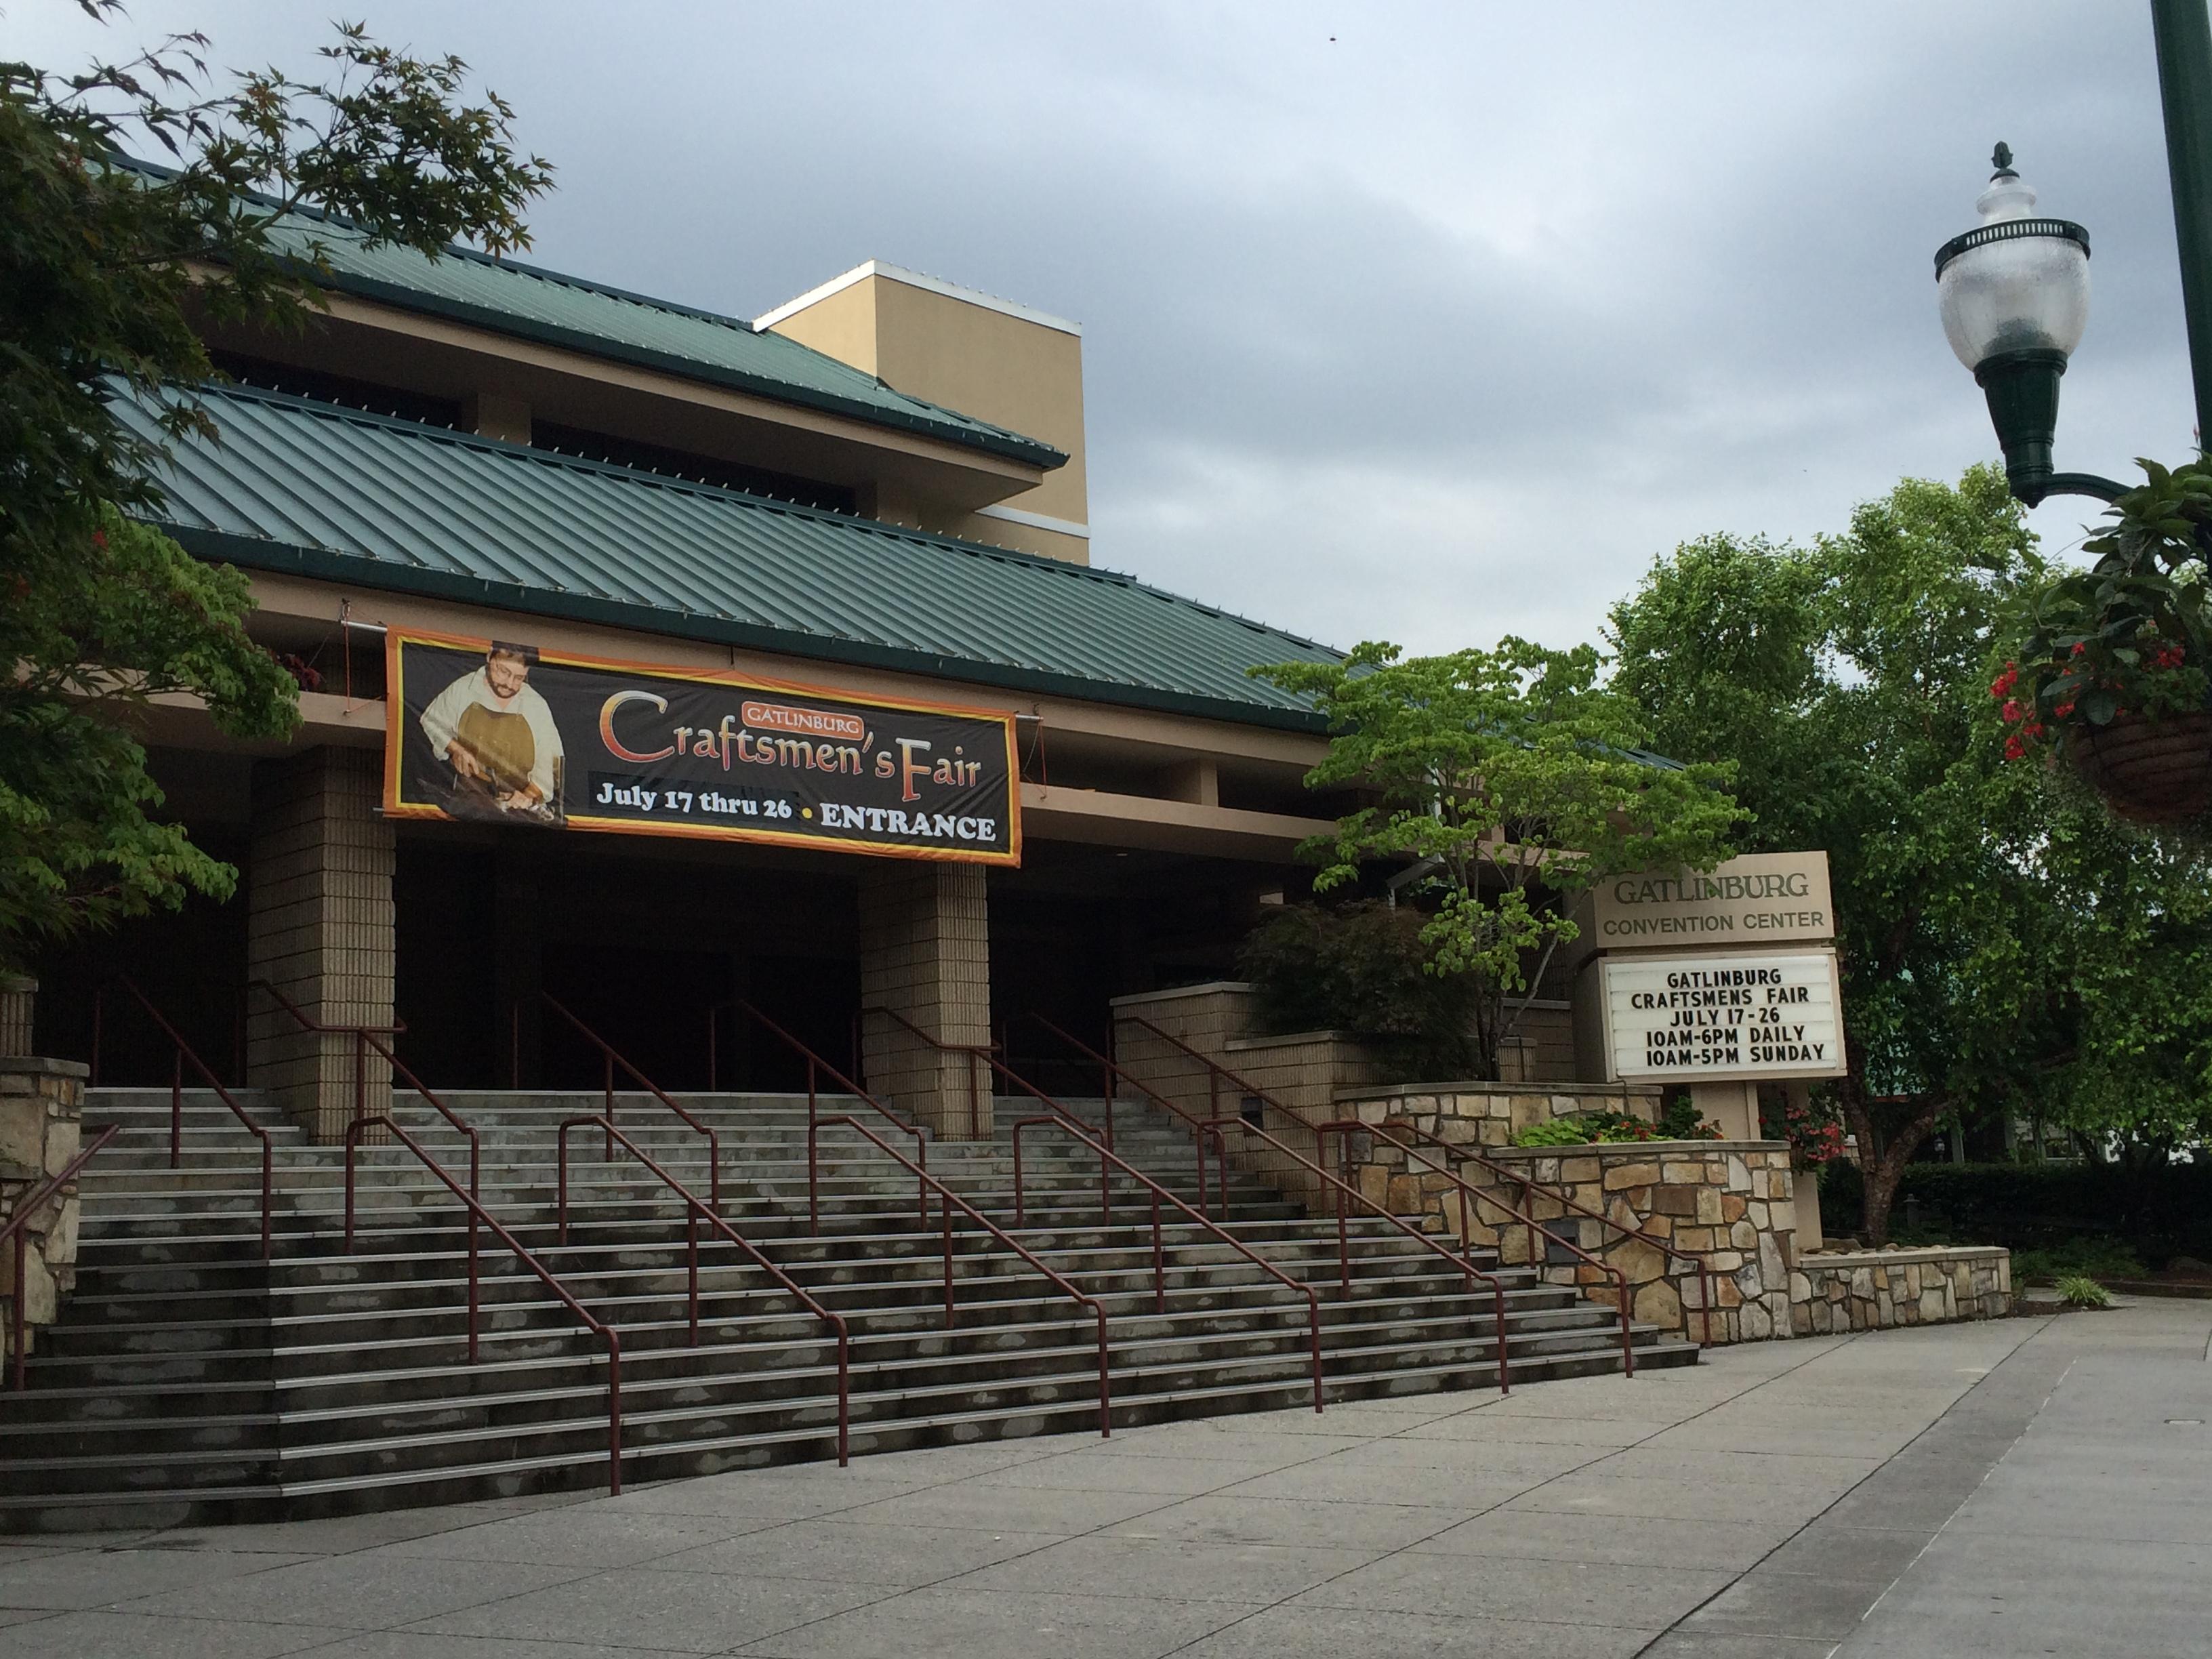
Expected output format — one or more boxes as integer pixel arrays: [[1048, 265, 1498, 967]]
[[246, 747, 395, 1141], [857, 861, 993, 1140], [1692, 1080, 1761, 1143]]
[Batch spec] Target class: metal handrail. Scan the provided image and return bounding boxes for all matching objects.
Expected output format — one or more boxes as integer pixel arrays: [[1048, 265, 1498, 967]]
[[342, 1112, 625, 1494], [554, 1114, 851, 1465], [537, 995, 720, 1213], [101, 978, 273, 1258], [994, 1103, 1324, 1412], [816, 1111, 1115, 1438], [856, 1005, 991, 1141], [5, 1123, 119, 1390], [1313, 1120, 1637, 1376], [1378, 1120, 1718, 1347], [249, 979, 481, 1202], [715, 999, 926, 1231], [1117, 1014, 1518, 1392]]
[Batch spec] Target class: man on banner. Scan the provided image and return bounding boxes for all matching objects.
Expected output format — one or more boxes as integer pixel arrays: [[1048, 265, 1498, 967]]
[[418, 642, 566, 823]]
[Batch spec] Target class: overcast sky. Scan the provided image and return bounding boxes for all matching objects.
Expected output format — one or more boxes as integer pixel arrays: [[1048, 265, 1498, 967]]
[[15, 2, 2199, 655]]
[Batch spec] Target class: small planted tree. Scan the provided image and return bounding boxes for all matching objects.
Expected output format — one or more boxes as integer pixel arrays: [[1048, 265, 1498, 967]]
[[1252, 638, 1742, 1080]]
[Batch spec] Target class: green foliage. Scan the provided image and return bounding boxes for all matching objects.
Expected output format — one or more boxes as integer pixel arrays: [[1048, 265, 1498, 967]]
[[2054, 1274, 2114, 1309], [1509, 1106, 1719, 1147], [1607, 466, 2112, 1242], [1819, 1160, 2212, 1264], [1252, 636, 1742, 1080], [1999, 457, 2212, 758], [0, 7, 552, 965], [1237, 901, 1480, 1080], [2009, 1237, 2146, 1286]]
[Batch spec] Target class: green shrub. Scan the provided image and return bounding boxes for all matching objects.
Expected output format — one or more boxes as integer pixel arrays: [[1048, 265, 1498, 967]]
[[2010, 1238, 2146, 1284], [1818, 1159, 2212, 1263], [2055, 1274, 2114, 1309], [1239, 901, 1480, 1080], [1510, 1107, 1721, 1148]]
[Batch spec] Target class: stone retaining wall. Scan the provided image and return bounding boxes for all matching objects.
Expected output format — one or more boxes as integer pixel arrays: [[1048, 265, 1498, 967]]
[[0, 1057, 89, 1371], [1793, 1247, 2013, 1333]]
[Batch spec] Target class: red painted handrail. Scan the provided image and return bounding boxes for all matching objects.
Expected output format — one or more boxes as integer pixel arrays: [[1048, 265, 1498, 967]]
[[1376, 1120, 1718, 1348], [816, 1111, 1115, 1438], [5, 1123, 119, 1391], [1313, 1120, 1637, 1376], [537, 995, 720, 1214], [342, 1112, 625, 1494], [855, 1005, 993, 1142], [1118, 1014, 1518, 1393], [1005, 1114, 1326, 1415], [249, 979, 480, 1202], [101, 979, 273, 1258], [554, 1113, 851, 1466], [714, 999, 926, 1233]]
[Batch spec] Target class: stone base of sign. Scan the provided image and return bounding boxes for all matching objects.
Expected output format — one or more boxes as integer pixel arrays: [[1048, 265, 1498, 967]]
[[1793, 1246, 2013, 1334], [1462, 1141, 1799, 1345], [0, 1057, 88, 1372]]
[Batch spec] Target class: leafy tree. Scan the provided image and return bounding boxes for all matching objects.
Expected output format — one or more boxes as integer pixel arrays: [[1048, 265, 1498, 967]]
[[1237, 899, 1483, 1081], [1610, 464, 2212, 1242], [0, 4, 552, 965], [1252, 638, 1743, 1080]]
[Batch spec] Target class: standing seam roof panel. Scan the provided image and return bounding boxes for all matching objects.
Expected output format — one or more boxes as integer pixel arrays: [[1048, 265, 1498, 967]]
[[119, 385, 1340, 720]]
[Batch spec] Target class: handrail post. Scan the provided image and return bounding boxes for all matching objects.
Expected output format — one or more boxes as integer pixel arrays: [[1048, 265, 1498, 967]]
[[605, 1338, 623, 1496], [686, 1207, 699, 1347], [1012, 1122, 1027, 1229], [941, 1178, 956, 1327], [344, 1121, 361, 1252], [806, 1063, 821, 1236], [558, 1120, 573, 1244], [10, 1220, 24, 1392], [169, 1048, 181, 1170], [353, 1030, 365, 1133], [602, 1053, 615, 1160], [1333, 1131, 1351, 1296], [1150, 1190, 1164, 1314], [967, 1048, 979, 1141], [466, 1206, 480, 1364]]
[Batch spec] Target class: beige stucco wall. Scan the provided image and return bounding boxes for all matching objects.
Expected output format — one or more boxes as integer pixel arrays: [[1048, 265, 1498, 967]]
[[766, 267, 1088, 562]]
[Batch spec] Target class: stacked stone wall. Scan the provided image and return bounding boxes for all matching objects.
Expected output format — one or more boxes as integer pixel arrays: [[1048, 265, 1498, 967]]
[[1794, 1247, 2013, 1332], [0, 1058, 88, 1371]]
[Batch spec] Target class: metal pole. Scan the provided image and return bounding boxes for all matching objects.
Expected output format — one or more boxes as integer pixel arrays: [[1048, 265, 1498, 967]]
[[2153, 0, 2212, 445]]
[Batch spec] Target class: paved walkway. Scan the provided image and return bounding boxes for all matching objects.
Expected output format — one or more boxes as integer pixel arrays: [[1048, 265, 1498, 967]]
[[0, 1304, 2200, 1657]]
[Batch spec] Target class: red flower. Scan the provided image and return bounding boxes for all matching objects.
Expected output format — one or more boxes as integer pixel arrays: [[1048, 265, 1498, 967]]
[[91, 530, 106, 549], [2001, 699, 2024, 722], [2004, 735, 2028, 760], [2053, 701, 2076, 718], [2071, 642, 2088, 657]]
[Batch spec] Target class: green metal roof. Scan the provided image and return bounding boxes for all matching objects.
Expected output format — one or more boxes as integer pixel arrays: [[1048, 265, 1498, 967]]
[[123, 160, 1063, 470], [125, 384, 1337, 731]]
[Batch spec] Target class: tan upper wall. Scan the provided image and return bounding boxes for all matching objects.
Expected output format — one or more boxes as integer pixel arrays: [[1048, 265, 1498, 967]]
[[761, 264, 1089, 564]]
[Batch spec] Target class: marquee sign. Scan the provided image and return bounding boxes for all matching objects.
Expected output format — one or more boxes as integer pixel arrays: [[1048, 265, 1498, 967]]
[[1600, 951, 1846, 1082], [384, 629, 1021, 865]]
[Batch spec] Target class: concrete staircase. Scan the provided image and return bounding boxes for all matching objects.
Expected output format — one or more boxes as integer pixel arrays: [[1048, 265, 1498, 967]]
[[0, 1086, 1696, 1531]]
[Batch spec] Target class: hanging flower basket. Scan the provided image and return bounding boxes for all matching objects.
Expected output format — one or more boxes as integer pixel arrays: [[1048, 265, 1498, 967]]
[[2066, 708, 2212, 824]]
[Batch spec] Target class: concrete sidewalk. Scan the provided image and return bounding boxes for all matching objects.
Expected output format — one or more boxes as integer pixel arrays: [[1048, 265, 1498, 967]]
[[0, 1305, 2194, 1658]]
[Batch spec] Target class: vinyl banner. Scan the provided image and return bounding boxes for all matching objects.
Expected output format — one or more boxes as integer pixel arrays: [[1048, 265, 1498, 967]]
[[384, 628, 1021, 865]]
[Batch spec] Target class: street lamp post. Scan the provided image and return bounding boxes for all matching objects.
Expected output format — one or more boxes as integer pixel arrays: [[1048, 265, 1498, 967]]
[[1936, 0, 2212, 507]]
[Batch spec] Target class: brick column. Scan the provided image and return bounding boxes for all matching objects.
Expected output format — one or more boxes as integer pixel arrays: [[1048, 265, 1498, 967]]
[[857, 861, 993, 1140], [246, 747, 395, 1141]]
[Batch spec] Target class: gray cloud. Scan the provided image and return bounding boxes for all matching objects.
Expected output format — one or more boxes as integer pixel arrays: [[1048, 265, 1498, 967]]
[[19, 1, 2196, 651]]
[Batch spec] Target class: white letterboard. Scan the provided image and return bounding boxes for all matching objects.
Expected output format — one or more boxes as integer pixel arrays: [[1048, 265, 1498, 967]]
[[1601, 951, 1846, 1081]]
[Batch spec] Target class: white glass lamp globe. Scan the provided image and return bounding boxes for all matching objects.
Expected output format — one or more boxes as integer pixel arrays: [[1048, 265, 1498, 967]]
[[1936, 145, 2091, 371]]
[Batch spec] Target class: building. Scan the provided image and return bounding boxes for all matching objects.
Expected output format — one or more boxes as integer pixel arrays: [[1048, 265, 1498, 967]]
[[37, 219, 1361, 1141]]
